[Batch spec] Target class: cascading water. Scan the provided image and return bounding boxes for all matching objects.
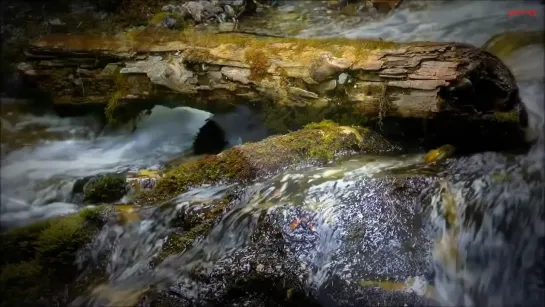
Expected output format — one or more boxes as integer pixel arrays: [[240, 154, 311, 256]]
[[0, 105, 212, 228], [73, 1, 544, 306], [1, 0, 543, 306]]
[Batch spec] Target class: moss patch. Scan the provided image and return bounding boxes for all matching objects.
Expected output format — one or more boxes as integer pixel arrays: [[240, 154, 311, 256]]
[[83, 174, 128, 203], [154, 223, 212, 265], [244, 48, 270, 81], [492, 111, 519, 122], [0, 206, 109, 307], [34, 30, 401, 66], [133, 121, 395, 205], [134, 147, 254, 205], [153, 197, 230, 265]]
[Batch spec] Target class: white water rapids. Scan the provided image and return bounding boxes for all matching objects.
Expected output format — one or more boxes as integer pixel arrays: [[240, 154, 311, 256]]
[[1, 0, 544, 306]]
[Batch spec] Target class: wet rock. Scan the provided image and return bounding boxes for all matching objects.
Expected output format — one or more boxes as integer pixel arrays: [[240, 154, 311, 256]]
[[83, 174, 129, 204], [0, 206, 111, 307], [126, 169, 162, 194], [424, 144, 455, 164], [147, 174, 436, 306], [184, 1, 205, 22], [426, 151, 545, 307]]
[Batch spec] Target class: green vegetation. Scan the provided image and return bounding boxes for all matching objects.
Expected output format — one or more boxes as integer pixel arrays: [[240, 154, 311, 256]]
[[0, 206, 109, 307], [83, 174, 128, 203], [133, 121, 394, 205], [492, 111, 519, 122]]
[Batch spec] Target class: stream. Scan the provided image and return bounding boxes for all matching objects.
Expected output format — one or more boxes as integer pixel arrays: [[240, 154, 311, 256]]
[[1, 0, 544, 306]]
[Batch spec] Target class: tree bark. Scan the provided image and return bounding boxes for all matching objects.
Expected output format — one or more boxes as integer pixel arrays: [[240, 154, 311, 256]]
[[21, 31, 523, 126]]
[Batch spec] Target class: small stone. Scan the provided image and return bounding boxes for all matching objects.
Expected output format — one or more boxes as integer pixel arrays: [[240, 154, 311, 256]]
[[256, 264, 265, 272], [48, 18, 65, 26], [338, 73, 349, 85], [184, 1, 205, 22], [161, 17, 179, 29]]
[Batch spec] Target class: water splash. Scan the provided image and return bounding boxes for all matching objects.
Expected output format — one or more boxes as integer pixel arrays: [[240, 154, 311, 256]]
[[77, 154, 434, 305], [1, 105, 211, 227]]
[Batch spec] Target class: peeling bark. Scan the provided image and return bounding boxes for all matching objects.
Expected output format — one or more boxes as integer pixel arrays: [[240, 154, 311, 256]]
[[21, 31, 523, 126]]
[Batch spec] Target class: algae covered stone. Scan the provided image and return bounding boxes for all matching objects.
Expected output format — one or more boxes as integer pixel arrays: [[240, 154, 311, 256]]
[[0, 206, 110, 307], [83, 174, 129, 203], [133, 121, 399, 205]]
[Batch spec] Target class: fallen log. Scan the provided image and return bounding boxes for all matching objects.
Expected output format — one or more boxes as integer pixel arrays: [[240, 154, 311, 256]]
[[19, 30, 528, 150]]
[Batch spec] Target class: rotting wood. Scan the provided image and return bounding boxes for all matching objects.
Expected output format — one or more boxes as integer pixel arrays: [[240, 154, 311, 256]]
[[20, 31, 524, 126]]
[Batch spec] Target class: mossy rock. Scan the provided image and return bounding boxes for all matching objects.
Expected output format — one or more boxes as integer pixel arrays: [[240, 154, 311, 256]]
[[152, 196, 231, 265], [83, 174, 129, 203], [424, 144, 455, 164], [133, 121, 398, 205], [0, 206, 110, 307]]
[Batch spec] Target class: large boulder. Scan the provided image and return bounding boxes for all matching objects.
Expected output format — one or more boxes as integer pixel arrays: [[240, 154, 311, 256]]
[[83, 154, 439, 306], [143, 173, 436, 306]]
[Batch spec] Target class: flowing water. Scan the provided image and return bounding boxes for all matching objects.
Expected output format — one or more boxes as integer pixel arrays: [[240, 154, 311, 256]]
[[1, 0, 544, 306]]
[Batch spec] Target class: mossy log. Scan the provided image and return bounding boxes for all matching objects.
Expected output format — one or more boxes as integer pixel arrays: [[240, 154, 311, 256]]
[[21, 30, 524, 128], [133, 120, 398, 205]]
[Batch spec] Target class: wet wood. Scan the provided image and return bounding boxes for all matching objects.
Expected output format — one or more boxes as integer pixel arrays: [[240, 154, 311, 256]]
[[20, 31, 523, 123]]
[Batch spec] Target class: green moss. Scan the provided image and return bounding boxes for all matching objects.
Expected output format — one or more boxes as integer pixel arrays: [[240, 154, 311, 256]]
[[244, 48, 270, 81], [104, 67, 129, 125], [492, 111, 519, 122], [0, 206, 109, 307], [83, 174, 128, 203], [134, 147, 254, 205], [340, 3, 359, 16], [0, 261, 45, 307], [154, 223, 213, 264], [37, 30, 400, 67], [133, 121, 394, 205]]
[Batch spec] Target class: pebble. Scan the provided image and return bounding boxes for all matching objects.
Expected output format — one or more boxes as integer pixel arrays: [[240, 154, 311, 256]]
[[338, 73, 349, 85]]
